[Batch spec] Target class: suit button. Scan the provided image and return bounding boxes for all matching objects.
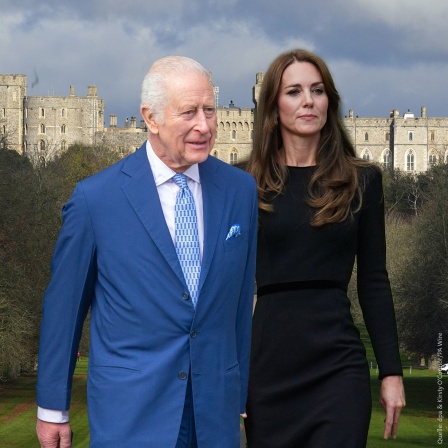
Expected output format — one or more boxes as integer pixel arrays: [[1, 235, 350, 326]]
[[178, 371, 187, 380], [190, 331, 197, 338], [182, 292, 189, 300]]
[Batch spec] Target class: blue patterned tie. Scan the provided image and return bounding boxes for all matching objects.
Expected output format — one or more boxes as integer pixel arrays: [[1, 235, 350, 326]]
[[173, 173, 201, 307]]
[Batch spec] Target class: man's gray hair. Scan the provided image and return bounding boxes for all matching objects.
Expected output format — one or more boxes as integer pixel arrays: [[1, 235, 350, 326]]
[[141, 56, 212, 124]]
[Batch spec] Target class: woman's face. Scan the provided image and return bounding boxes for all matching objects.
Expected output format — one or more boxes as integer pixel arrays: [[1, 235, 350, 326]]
[[277, 61, 329, 141]]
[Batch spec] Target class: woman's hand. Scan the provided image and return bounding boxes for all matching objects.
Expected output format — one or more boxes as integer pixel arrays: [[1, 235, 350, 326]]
[[379, 375, 406, 439]]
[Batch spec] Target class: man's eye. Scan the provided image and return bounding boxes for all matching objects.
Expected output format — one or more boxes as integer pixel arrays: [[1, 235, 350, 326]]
[[183, 110, 195, 116], [204, 107, 215, 117]]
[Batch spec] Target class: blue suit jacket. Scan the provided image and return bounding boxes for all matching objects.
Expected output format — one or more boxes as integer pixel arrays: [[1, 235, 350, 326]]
[[36, 144, 258, 447]]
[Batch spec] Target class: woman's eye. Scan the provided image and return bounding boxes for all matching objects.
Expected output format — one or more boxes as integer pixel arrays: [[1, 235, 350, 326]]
[[312, 88, 325, 95], [287, 89, 300, 96]]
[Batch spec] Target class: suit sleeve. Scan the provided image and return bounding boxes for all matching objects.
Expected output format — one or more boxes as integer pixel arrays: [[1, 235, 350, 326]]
[[236, 177, 258, 413], [36, 183, 96, 410], [356, 167, 402, 379]]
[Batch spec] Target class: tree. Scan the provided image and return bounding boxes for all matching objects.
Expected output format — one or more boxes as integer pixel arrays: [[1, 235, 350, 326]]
[[47, 143, 122, 206], [42, 144, 123, 356], [348, 213, 414, 331], [0, 144, 123, 379], [0, 149, 42, 378], [382, 168, 426, 217], [395, 164, 448, 361]]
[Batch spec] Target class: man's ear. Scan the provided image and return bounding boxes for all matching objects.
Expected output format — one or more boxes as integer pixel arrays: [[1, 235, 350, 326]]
[[141, 106, 159, 134]]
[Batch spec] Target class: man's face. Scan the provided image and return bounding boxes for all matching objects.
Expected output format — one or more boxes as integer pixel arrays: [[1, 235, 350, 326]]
[[142, 73, 216, 172]]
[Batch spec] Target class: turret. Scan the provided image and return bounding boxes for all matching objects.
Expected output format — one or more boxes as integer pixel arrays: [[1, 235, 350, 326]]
[[252, 72, 264, 109]]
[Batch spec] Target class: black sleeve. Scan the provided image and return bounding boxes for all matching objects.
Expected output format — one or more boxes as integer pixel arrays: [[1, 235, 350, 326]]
[[356, 167, 403, 379]]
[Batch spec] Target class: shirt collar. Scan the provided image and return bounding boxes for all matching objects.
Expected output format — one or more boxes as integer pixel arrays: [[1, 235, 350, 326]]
[[145, 140, 200, 186]]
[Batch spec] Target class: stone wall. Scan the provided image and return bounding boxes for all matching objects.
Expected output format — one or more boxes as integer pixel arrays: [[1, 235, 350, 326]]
[[213, 106, 254, 164], [1, 72, 448, 172], [23, 85, 104, 155], [0, 74, 27, 153]]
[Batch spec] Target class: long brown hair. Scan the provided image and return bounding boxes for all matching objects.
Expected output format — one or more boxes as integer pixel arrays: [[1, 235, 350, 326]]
[[247, 49, 372, 227]]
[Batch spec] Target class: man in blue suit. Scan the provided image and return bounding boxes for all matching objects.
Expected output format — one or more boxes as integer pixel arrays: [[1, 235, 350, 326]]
[[36, 56, 258, 448]]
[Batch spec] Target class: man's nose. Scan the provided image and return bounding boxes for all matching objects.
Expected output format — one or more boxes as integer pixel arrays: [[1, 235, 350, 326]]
[[194, 110, 212, 133]]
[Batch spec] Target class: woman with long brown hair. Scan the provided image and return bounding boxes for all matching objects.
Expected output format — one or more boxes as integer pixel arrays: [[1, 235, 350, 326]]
[[244, 49, 405, 447]]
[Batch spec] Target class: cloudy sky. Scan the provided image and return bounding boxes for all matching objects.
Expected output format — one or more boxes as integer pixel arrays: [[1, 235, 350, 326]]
[[1, 0, 447, 125]]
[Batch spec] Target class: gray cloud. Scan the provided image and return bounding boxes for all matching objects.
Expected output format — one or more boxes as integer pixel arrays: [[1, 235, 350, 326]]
[[1, 0, 446, 124]]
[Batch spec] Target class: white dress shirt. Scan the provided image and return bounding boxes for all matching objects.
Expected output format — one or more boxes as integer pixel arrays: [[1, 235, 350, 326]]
[[145, 141, 204, 257], [38, 140, 205, 423]]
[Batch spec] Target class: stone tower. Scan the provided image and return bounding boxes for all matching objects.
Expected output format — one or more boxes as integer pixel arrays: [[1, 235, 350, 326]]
[[0, 74, 27, 153], [24, 84, 105, 155], [252, 72, 264, 110]]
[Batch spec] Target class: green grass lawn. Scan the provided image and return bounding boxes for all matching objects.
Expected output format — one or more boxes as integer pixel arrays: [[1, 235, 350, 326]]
[[368, 369, 441, 447], [0, 357, 445, 447], [0, 359, 90, 447]]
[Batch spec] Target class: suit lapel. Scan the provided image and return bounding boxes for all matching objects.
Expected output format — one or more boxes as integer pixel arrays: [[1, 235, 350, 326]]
[[121, 146, 186, 287], [198, 158, 226, 290]]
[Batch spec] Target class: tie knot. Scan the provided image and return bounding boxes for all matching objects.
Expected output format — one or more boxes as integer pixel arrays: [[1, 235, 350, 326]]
[[173, 173, 188, 190]]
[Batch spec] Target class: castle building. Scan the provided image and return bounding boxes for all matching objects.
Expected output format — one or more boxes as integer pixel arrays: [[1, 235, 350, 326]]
[[0, 75, 104, 155], [343, 107, 448, 172], [0, 74, 27, 153], [213, 101, 254, 165], [1, 72, 447, 170]]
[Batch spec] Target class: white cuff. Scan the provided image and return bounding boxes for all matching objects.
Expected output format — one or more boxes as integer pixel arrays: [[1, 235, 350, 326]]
[[37, 406, 69, 423]]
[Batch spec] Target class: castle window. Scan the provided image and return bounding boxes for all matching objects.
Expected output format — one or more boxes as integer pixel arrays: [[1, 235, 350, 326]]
[[428, 154, 437, 168], [232, 130, 236, 140], [2, 108, 5, 118], [40, 108, 45, 118], [364, 132, 368, 141], [25, 124, 27, 135], [382, 149, 391, 169], [40, 124, 46, 134], [61, 108, 66, 118], [361, 149, 371, 160], [230, 151, 238, 165], [39, 140, 46, 151], [61, 141, 66, 151], [61, 124, 66, 134], [406, 150, 415, 171], [430, 131, 435, 141], [1, 125, 5, 134], [212, 150, 218, 157], [408, 132, 413, 141], [385, 132, 390, 141]]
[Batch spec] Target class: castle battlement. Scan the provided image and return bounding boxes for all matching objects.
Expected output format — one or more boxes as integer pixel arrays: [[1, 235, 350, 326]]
[[1, 73, 447, 171]]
